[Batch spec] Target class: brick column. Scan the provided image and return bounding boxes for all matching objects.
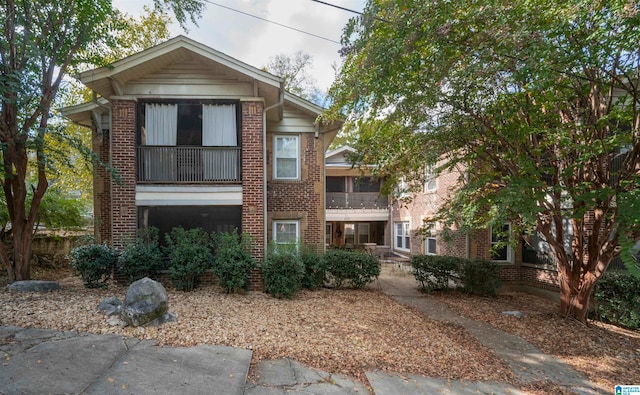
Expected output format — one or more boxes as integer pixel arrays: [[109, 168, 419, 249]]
[[110, 100, 137, 249], [241, 101, 265, 260], [93, 126, 111, 243]]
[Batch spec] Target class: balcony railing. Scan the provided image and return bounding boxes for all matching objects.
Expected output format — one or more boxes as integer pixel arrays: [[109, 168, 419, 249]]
[[326, 192, 388, 209], [137, 146, 241, 183]]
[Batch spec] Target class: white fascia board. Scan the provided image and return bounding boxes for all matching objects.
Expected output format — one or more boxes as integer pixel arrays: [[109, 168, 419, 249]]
[[326, 209, 390, 222], [135, 185, 242, 206]]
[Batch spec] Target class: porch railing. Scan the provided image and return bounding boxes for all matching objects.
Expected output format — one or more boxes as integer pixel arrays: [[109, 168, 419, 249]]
[[136, 146, 241, 183], [326, 192, 388, 209]]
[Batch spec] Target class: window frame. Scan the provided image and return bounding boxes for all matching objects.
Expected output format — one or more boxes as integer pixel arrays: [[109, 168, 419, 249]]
[[394, 221, 411, 251], [273, 134, 300, 180], [491, 223, 513, 263], [273, 220, 300, 251], [424, 167, 437, 193], [424, 222, 437, 255]]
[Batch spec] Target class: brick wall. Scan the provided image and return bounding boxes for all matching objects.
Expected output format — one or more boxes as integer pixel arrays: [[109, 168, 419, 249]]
[[110, 100, 137, 249], [93, 126, 111, 243], [241, 101, 265, 271], [267, 133, 324, 249]]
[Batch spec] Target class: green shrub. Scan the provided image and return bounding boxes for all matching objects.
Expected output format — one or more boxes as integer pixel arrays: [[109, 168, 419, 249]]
[[69, 243, 118, 288], [117, 227, 164, 284], [300, 246, 326, 289], [459, 259, 502, 296], [324, 250, 380, 288], [411, 255, 462, 292], [262, 251, 305, 298], [164, 227, 212, 291], [595, 271, 640, 329], [212, 230, 255, 293]]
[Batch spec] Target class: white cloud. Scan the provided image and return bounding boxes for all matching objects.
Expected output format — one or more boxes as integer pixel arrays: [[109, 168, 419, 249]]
[[113, 0, 365, 92]]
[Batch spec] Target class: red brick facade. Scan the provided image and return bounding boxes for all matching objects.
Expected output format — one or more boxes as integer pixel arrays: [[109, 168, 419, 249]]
[[267, 133, 325, 250], [241, 101, 265, 260], [93, 125, 111, 243], [110, 100, 137, 249]]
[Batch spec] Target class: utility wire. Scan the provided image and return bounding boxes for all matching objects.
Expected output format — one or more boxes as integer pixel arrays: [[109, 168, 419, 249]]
[[201, 0, 341, 44], [309, 0, 363, 16]]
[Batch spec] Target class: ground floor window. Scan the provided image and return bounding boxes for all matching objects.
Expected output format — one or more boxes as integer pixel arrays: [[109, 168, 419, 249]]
[[325, 223, 332, 246], [424, 222, 437, 255], [358, 223, 370, 244], [395, 222, 410, 251], [138, 205, 241, 244], [344, 223, 355, 245], [273, 220, 299, 250], [491, 223, 512, 262]]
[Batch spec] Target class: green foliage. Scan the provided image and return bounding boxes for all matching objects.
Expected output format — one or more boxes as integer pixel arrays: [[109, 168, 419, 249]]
[[164, 227, 212, 291], [69, 244, 118, 288], [411, 255, 501, 296], [459, 260, 502, 296], [211, 230, 255, 293], [299, 246, 326, 289], [37, 187, 89, 230], [324, 250, 380, 289], [411, 255, 463, 292], [594, 271, 640, 329], [263, 51, 323, 105], [328, 0, 640, 321], [262, 250, 305, 299], [117, 227, 164, 284]]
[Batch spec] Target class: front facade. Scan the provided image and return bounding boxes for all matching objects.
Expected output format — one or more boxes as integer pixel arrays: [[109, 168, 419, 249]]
[[63, 36, 340, 263], [324, 147, 390, 256]]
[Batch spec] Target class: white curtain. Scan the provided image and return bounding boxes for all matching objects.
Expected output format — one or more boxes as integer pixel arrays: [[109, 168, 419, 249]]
[[202, 104, 237, 146], [144, 104, 178, 181], [202, 104, 237, 180], [145, 104, 177, 145]]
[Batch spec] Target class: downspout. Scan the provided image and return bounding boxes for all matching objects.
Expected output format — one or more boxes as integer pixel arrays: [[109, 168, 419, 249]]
[[262, 81, 285, 257]]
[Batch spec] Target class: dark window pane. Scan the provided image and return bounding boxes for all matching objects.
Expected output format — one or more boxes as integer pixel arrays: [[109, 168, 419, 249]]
[[326, 176, 345, 192]]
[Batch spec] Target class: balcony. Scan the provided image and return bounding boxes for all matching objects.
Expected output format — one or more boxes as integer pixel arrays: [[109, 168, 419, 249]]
[[326, 192, 388, 209], [137, 146, 241, 183]]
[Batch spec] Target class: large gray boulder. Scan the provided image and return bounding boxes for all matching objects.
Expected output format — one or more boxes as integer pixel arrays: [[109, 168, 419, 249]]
[[121, 277, 169, 327]]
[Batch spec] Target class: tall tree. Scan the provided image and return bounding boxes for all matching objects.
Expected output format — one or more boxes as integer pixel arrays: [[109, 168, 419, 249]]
[[0, 0, 204, 282], [263, 51, 323, 104], [328, 0, 640, 322]]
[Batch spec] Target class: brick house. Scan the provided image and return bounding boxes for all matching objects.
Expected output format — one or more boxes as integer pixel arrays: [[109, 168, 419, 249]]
[[324, 146, 390, 255], [388, 162, 561, 292], [62, 36, 341, 264]]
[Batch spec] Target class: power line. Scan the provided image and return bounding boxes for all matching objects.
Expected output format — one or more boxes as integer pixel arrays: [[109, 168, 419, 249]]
[[201, 0, 341, 44], [309, 0, 363, 16]]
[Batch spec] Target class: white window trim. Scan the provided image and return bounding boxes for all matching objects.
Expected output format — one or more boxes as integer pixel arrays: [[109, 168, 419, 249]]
[[394, 221, 411, 251], [491, 223, 513, 263], [273, 135, 300, 180], [424, 222, 437, 255], [425, 167, 437, 193], [273, 220, 300, 246]]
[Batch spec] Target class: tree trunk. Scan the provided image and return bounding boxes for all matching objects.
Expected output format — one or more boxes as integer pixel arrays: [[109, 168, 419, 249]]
[[8, 221, 33, 281], [559, 268, 598, 323]]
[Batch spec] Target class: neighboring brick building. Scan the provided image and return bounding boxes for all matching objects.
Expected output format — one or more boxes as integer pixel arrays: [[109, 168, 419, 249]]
[[62, 36, 341, 272]]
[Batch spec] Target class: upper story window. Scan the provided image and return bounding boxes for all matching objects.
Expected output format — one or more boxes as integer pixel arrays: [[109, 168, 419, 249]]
[[425, 167, 437, 192], [352, 177, 381, 192], [274, 135, 299, 180], [138, 101, 239, 147]]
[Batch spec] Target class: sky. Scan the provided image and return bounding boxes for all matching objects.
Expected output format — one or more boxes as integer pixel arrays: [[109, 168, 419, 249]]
[[113, 0, 366, 92]]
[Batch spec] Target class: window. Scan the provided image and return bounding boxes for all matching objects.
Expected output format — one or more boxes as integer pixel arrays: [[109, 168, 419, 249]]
[[344, 223, 355, 245], [491, 223, 512, 262], [424, 222, 437, 255], [274, 220, 299, 252], [395, 222, 410, 251], [358, 223, 370, 244], [352, 177, 381, 192], [325, 223, 332, 246], [425, 167, 437, 192], [274, 135, 299, 179]]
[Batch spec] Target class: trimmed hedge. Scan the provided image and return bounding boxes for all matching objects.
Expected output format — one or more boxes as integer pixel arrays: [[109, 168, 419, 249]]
[[69, 243, 119, 288], [324, 250, 380, 288], [262, 252, 305, 299], [117, 227, 164, 285], [211, 230, 255, 293], [594, 271, 640, 329], [164, 227, 212, 291], [410, 255, 501, 296]]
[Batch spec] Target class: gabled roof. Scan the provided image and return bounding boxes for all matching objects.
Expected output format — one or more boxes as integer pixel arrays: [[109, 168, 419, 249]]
[[59, 97, 110, 128], [77, 35, 283, 102]]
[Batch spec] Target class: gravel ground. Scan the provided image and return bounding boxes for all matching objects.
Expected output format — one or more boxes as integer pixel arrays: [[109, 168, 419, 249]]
[[2, 265, 638, 393]]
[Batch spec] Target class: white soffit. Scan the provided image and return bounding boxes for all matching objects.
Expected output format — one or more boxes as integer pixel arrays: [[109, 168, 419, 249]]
[[135, 185, 242, 206]]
